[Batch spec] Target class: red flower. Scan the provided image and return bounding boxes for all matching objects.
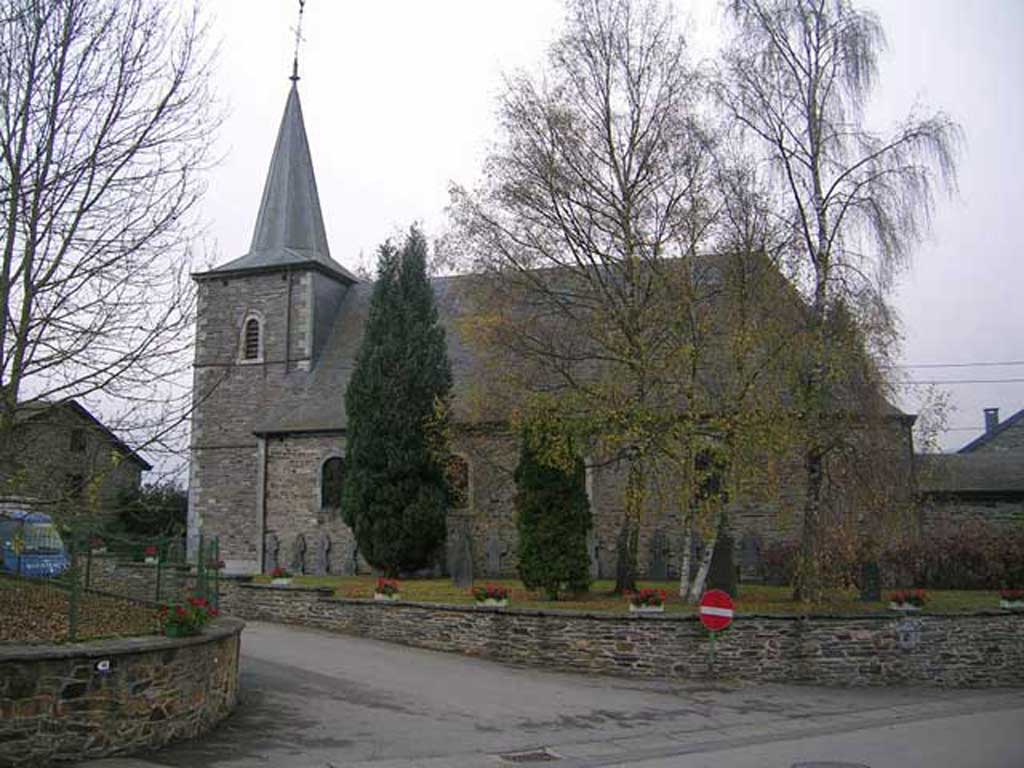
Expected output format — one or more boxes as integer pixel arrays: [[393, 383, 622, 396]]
[[144, 545, 158, 557]]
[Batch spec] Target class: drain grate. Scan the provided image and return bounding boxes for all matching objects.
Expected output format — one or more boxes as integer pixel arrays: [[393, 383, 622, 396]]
[[499, 748, 562, 763]]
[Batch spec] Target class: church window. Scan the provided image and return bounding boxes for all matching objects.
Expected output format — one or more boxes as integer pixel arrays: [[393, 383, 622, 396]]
[[321, 456, 345, 510], [242, 316, 262, 361], [447, 454, 470, 510]]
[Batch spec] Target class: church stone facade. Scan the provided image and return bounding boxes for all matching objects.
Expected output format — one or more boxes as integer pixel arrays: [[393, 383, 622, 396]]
[[190, 83, 917, 579]]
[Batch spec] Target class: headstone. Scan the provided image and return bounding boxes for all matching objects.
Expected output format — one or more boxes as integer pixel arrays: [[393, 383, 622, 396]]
[[739, 533, 763, 581], [314, 532, 331, 576], [706, 531, 738, 598], [263, 532, 279, 574], [449, 517, 474, 588], [289, 533, 307, 575], [859, 560, 881, 602], [485, 532, 506, 577], [586, 530, 600, 579], [649, 529, 668, 580]]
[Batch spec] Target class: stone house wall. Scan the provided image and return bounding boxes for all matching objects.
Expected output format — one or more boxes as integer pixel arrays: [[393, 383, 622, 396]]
[[1, 406, 143, 520], [970, 417, 1024, 454]]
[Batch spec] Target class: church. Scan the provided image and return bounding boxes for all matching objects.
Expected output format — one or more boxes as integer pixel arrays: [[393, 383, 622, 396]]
[[188, 81, 918, 579]]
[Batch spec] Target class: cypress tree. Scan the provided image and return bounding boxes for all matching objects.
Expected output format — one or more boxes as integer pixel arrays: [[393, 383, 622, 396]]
[[342, 227, 452, 576], [514, 428, 592, 600]]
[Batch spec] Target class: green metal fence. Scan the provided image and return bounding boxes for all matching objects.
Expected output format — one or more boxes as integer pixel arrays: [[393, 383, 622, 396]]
[[0, 518, 220, 644]]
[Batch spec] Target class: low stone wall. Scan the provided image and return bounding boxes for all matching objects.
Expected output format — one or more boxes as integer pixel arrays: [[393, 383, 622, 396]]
[[0, 618, 243, 767], [86, 556, 194, 605], [220, 580, 1024, 688]]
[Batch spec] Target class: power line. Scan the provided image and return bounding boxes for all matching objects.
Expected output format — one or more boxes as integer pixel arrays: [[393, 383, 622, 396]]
[[904, 378, 1024, 385], [892, 360, 1024, 369]]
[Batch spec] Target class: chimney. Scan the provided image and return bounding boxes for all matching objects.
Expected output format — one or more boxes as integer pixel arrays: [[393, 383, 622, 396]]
[[984, 407, 1000, 434]]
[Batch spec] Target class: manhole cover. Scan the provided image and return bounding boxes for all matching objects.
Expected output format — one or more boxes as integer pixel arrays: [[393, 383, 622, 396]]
[[499, 749, 562, 763], [792, 763, 871, 768]]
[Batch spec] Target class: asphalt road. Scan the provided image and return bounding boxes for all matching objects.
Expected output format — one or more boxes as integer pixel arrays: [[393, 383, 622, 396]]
[[85, 620, 1024, 768]]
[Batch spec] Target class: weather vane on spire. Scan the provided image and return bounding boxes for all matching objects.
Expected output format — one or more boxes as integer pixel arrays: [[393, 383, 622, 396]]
[[290, 0, 306, 82]]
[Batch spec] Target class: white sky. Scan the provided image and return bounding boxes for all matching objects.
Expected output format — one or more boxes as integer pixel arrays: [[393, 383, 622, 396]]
[[198, 0, 1024, 453]]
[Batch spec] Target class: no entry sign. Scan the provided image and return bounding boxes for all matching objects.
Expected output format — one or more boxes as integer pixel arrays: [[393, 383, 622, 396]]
[[698, 589, 735, 632]]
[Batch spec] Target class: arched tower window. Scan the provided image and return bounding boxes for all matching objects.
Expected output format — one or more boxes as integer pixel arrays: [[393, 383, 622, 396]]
[[447, 454, 470, 510], [241, 315, 262, 362], [321, 456, 345, 510]]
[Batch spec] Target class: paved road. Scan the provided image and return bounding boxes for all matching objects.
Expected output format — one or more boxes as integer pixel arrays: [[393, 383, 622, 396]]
[[86, 621, 1024, 768]]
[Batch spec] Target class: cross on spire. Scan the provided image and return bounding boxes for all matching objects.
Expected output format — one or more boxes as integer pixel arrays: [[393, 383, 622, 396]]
[[290, 0, 306, 82]]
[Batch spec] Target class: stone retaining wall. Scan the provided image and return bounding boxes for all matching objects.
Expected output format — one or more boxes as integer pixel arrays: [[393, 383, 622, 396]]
[[220, 580, 1024, 688], [0, 618, 243, 767]]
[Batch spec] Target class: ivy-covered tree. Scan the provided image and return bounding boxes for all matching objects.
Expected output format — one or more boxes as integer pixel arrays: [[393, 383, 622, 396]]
[[514, 427, 592, 600], [341, 228, 453, 576]]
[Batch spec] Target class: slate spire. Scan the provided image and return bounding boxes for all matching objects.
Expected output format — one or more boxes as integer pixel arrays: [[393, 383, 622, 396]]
[[249, 83, 330, 260], [210, 82, 355, 282]]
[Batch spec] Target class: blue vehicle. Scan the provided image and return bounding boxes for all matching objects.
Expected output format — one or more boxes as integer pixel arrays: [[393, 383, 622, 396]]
[[0, 508, 70, 578]]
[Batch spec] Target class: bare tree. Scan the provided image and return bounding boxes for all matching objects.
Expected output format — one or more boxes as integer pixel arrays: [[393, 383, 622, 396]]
[[0, 0, 216, 489], [451, 0, 800, 595], [719, 0, 960, 601]]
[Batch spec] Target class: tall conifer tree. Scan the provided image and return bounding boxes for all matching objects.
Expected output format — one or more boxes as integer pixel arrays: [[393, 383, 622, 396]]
[[342, 228, 452, 576], [514, 427, 592, 600]]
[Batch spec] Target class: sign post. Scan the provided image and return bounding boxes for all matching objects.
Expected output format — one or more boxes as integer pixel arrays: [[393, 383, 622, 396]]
[[698, 589, 735, 670]]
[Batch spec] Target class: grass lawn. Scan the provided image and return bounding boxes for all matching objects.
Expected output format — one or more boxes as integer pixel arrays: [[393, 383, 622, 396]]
[[252, 574, 1004, 615], [0, 575, 159, 643]]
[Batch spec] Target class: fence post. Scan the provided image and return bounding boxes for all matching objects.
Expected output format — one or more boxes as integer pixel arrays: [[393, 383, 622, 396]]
[[196, 531, 206, 602], [155, 536, 163, 603], [67, 533, 80, 643], [213, 538, 220, 609], [84, 541, 93, 590]]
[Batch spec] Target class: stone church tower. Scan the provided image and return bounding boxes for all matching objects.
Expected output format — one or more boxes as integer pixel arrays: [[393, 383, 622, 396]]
[[189, 81, 358, 573]]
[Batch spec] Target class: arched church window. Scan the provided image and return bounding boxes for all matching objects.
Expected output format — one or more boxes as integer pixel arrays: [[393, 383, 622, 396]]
[[447, 454, 470, 510], [321, 456, 345, 510], [242, 317, 261, 361]]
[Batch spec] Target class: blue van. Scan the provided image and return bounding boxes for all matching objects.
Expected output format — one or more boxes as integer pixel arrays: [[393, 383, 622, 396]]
[[0, 508, 70, 578]]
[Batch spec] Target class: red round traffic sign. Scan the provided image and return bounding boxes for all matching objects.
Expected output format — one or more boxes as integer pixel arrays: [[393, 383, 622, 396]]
[[698, 589, 735, 632]]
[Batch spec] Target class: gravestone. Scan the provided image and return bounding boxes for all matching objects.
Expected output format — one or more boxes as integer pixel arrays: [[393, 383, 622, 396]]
[[314, 533, 331, 576], [739, 533, 763, 581], [449, 517, 474, 588], [263, 533, 279, 574], [859, 560, 881, 602], [649, 530, 668, 580], [289, 533, 307, 575], [485, 532, 506, 577], [706, 531, 738, 598], [586, 530, 600, 579]]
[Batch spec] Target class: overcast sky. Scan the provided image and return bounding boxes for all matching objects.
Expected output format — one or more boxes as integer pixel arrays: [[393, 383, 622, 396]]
[[198, 0, 1024, 452]]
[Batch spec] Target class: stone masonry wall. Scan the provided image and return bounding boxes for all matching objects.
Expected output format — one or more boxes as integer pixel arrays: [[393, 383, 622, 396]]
[[219, 581, 1024, 688], [972, 417, 1024, 454], [0, 618, 243, 767]]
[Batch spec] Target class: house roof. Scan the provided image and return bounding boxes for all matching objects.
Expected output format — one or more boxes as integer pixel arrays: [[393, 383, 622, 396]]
[[957, 407, 1024, 454], [916, 453, 1024, 495], [14, 400, 152, 470], [194, 83, 357, 284]]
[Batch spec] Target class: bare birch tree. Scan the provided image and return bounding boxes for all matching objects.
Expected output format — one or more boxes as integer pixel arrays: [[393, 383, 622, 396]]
[[719, 0, 961, 601], [0, 0, 216, 489]]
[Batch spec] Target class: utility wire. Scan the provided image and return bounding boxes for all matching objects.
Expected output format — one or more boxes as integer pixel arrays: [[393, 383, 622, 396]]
[[904, 378, 1024, 385], [890, 360, 1024, 369]]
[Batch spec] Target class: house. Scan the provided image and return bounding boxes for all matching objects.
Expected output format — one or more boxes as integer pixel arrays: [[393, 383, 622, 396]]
[[189, 82, 917, 576], [917, 408, 1024, 531], [0, 400, 151, 518]]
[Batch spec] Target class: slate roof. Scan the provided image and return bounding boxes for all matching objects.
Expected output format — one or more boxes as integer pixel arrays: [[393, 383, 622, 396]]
[[196, 83, 356, 284], [253, 275, 487, 435], [916, 453, 1024, 495], [957, 407, 1024, 454]]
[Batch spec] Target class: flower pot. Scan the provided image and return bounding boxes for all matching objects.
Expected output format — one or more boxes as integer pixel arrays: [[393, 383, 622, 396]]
[[164, 624, 197, 638], [144, 556, 158, 565], [374, 592, 399, 601], [629, 604, 664, 614], [889, 602, 921, 612], [476, 598, 509, 608], [1000, 600, 1024, 611], [271, 578, 292, 586]]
